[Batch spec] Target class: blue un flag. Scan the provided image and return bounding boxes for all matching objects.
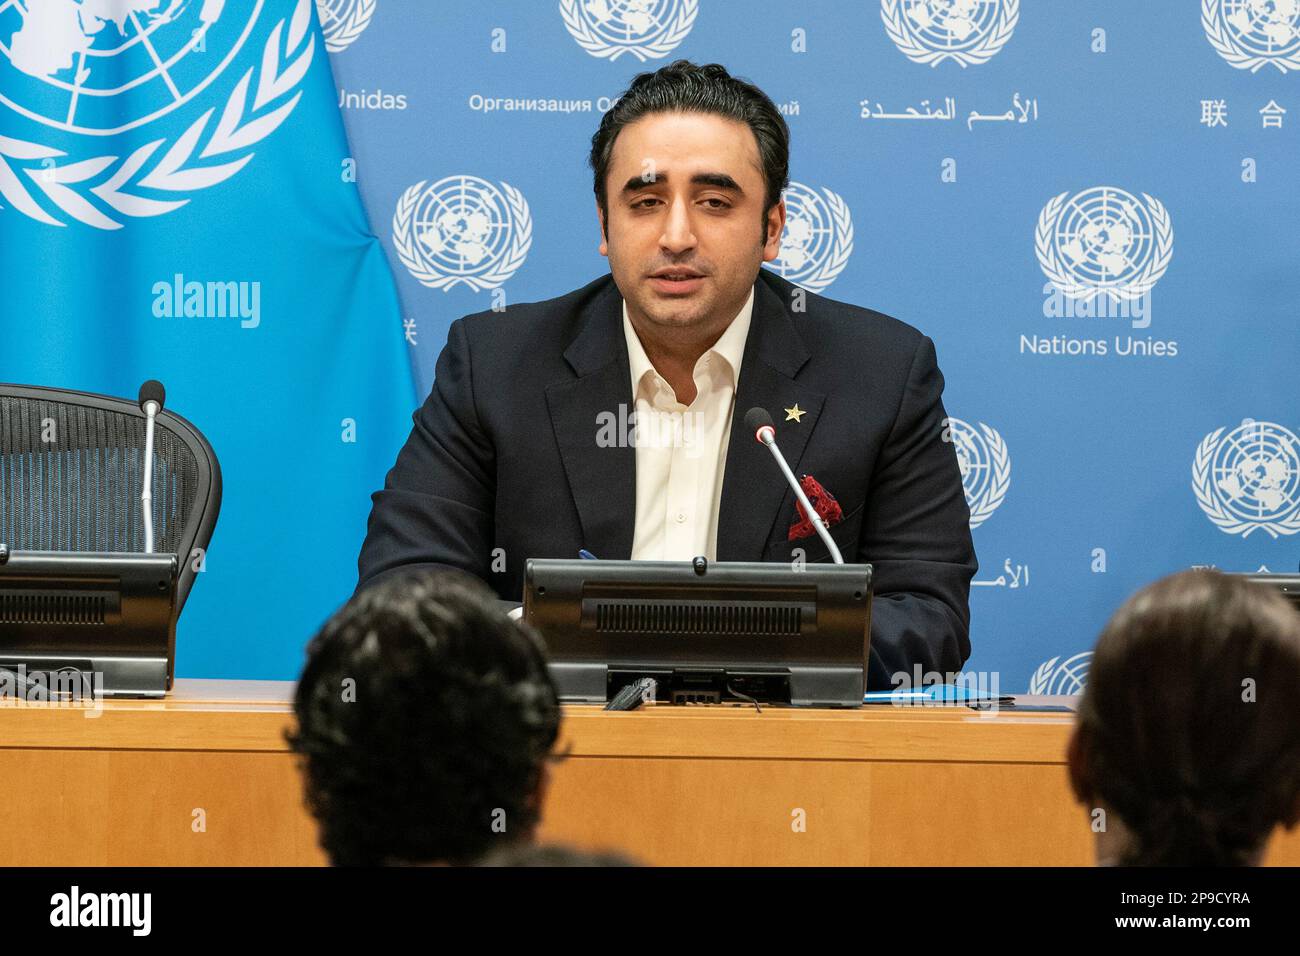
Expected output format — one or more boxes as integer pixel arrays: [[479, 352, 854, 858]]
[[0, 0, 416, 678]]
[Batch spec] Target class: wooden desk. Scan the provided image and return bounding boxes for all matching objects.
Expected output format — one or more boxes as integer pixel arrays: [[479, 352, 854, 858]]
[[2, 680, 1297, 866]]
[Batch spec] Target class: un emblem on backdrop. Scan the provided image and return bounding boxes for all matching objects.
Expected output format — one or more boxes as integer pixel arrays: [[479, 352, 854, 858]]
[[1193, 419, 1300, 539], [762, 182, 853, 293], [560, 0, 698, 62], [316, 0, 376, 53], [943, 417, 1011, 529], [1028, 652, 1091, 695], [1203, 0, 1300, 73], [0, 0, 314, 229], [880, 0, 1018, 67], [392, 175, 533, 292], [1035, 187, 1174, 304]]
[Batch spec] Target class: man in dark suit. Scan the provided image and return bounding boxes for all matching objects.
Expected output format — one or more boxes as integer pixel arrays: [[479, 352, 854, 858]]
[[358, 60, 976, 689]]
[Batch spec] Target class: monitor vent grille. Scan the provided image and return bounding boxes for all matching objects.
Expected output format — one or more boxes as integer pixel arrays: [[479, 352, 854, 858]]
[[0, 592, 107, 625], [594, 601, 801, 636]]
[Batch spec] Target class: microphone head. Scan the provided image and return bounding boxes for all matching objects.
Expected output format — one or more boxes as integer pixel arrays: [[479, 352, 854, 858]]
[[744, 406, 775, 444], [138, 379, 166, 411]]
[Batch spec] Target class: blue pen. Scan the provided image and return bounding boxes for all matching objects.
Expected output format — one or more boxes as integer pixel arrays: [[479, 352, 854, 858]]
[[578, 549, 598, 560]]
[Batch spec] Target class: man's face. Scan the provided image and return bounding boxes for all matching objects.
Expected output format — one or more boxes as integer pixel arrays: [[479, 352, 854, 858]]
[[597, 110, 784, 333]]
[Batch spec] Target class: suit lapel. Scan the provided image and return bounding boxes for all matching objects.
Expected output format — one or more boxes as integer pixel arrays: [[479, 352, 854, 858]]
[[716, 274, 827, 560], [544, 280, 636, 559]]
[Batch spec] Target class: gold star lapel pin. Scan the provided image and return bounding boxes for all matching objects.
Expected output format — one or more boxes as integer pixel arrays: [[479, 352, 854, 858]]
[[784, 403, 806, 423]]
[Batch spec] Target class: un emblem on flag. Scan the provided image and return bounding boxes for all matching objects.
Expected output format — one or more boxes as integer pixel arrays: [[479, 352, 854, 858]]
[[1193, 419, 1300, 539], [0, 0, 315, 228], [943, 417, 1011, 530], [560, 0, 698, 62], [880, 0, 1018, 67], [762, 182, 853, 294], [1203, 0, 1300, 73], [392, 176, 533, 292], [1, 0, 242, 133], [1035, 187, 1174, 305]]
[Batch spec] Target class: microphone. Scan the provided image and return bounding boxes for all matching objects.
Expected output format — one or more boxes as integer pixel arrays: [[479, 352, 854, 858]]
[[744, 407, 843, 564], [138, 380, 166, 554]]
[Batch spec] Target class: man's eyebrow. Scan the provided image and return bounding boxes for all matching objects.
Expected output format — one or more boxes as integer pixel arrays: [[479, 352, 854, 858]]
[[620, 171, 745, 194]]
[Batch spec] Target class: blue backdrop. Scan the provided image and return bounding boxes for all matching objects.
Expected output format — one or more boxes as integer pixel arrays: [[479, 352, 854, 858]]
[[329, 0, 1300, 694], [3, 1, 1298, 693]]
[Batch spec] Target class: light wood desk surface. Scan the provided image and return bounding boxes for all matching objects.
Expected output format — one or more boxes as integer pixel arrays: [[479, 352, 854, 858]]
[[2, 680, 1296, 866]]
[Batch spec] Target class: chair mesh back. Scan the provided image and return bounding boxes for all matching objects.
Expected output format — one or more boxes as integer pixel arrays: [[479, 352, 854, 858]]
[[0, 395, 199, 556]]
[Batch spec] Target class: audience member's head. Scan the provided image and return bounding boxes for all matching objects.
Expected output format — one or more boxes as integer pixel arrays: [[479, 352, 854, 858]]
[[1068, 569, 1300, 866], [288, 571, 561, 866]]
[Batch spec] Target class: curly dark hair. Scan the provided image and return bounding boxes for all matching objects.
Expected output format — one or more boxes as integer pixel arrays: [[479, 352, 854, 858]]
[[287, 571, 561, 866], [1072, 569, 1300, 866], [588, 59, 789, 229]]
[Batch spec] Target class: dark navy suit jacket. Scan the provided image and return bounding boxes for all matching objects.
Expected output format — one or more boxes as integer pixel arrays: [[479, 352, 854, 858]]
[[357, 269, 977, 689]]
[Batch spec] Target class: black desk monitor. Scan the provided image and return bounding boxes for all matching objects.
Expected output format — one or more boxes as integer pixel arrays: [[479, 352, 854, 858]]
[[524, 558, 872, 708], [1243, 573, 1300, 611], [0, 547, 179, 699]]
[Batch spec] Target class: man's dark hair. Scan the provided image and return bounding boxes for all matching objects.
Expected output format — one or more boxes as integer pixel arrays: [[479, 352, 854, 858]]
[[288, 571, 561, 866], [589, 59, 790, 228], [1073, 569, 1300, 866]]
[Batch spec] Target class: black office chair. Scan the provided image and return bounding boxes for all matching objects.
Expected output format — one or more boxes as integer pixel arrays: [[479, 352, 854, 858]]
[[0, 382, 222, 615]]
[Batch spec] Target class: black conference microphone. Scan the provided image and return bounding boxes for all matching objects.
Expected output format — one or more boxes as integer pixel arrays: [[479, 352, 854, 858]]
[[138, 380, 166, 555], [743, 407, 843, 564]]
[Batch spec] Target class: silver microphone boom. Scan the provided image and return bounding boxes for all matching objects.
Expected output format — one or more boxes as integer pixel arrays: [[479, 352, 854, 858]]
[[746, 407, 844, 565]]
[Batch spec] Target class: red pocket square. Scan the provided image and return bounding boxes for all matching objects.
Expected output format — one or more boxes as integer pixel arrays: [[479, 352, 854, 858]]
[[787, 474, 844, 542]]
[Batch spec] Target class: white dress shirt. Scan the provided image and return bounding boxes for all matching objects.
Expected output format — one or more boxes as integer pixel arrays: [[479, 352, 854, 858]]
[[623, 287, 755, 561]]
